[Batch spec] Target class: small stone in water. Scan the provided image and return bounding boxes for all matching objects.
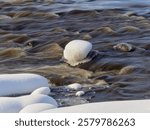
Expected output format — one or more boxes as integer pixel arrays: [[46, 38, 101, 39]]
[[113, 43, 134, 52], [95, 80, 109, 86], [81, 34, 92, 40], [119, 65, 136, 75]]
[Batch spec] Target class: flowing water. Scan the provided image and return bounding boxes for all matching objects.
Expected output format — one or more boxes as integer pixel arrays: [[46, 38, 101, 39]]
[[0, 0, 150, 107]]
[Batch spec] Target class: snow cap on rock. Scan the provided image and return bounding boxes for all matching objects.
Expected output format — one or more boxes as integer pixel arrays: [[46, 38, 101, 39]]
[[63, 40, 92, 66]]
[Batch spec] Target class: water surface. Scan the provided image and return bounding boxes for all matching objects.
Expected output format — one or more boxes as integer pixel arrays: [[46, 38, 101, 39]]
[[0, 0, 150, 107]]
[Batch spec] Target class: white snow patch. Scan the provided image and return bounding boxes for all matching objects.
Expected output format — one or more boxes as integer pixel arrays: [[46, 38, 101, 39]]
[[41, 99, 150, 113], [75, 91, 85, 97], [0, 94, 58, 113], [66, 83, 82, 90], [19, 103, 57, 113], [0, 73, 49, 96], [63, 40, 92, 66], [31, 87, 50, 95]]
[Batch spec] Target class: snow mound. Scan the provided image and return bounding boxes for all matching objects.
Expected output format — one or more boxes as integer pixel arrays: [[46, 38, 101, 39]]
[[0, 94, 58, 113], [31, 87, 50, 95], [19, 103, 57, 113], [63, 40, 92, 66], [42, 99, 150, 113], [0, 73, 49, 96]]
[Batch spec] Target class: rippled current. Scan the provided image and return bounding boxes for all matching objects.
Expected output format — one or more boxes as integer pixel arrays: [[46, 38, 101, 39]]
[[0, 0, 150, 106]]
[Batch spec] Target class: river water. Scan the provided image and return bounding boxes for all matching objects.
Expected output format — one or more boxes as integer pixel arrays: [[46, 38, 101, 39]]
[[0, 0, 150, 107]]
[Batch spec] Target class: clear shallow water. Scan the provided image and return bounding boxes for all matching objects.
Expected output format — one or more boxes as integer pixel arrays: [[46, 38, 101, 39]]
[[0, 0, 150, 107]]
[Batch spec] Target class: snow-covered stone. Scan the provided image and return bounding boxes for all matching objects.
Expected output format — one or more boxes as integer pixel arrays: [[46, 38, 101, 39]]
[[66, 83, 82, 90], [42, 99, 150, 113], [31, 87, 50, 95], [0, 94, 58, 113], [0, 73, 49, 96], [19, 103, 57, 113], [63, 40, 92, 66], [75, 91, 85, 97]]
